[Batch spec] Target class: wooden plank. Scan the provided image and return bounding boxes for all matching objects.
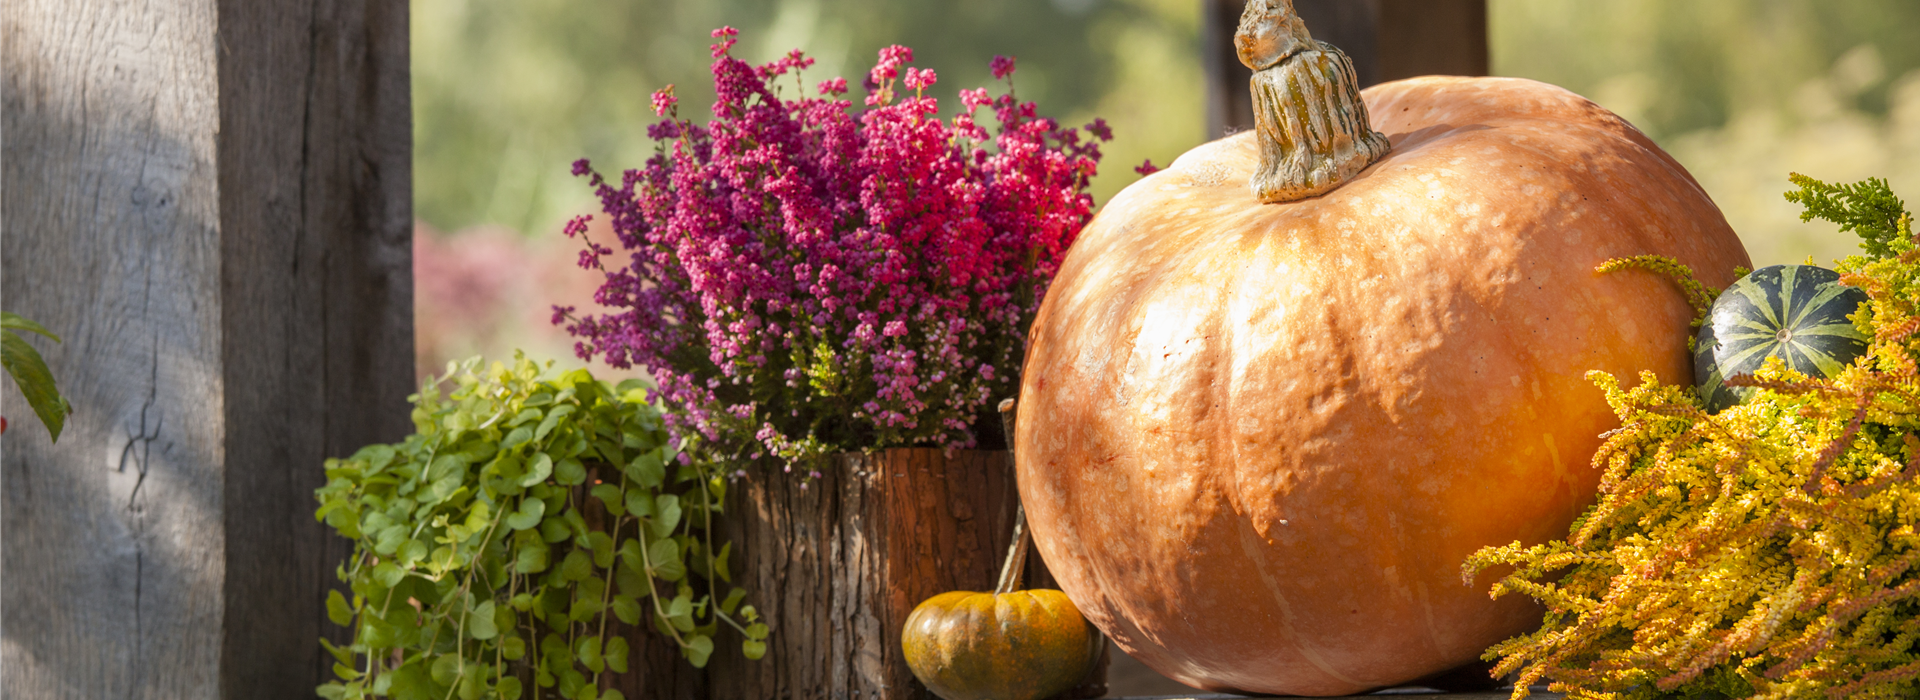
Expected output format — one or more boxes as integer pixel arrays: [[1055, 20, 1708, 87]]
[[1, 1, 412, 697], [1377, 0, 1488, 82], [213, 0, 413, 697], [2, 2, 227, 696]]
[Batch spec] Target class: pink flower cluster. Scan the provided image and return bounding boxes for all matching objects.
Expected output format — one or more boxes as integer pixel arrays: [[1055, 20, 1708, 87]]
[[559, 28, 1107, 465]]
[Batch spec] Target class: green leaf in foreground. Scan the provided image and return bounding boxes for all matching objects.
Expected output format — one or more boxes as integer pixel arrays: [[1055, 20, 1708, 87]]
[[0, 312, 70, 442]]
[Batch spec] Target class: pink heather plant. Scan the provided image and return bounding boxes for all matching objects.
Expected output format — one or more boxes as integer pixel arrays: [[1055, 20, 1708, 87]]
[[558, 27, 1109, 467]]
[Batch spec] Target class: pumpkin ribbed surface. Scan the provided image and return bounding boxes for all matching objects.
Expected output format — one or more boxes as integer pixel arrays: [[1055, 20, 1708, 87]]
[[1015, 76, 1751, 696], [1694, 264, 1870, 412], [900, 589, 1100, 700]]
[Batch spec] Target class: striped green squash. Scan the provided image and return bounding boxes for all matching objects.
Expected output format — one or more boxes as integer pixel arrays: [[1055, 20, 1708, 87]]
[[1694, 264, 1870, 412]]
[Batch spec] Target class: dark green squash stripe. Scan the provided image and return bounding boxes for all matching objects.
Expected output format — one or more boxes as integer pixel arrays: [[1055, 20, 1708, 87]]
[[1693, 264, 1870, 413]]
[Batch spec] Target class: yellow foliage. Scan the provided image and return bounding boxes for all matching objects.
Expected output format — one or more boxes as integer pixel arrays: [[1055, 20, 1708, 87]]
[[1467, 182, 1920, 699]]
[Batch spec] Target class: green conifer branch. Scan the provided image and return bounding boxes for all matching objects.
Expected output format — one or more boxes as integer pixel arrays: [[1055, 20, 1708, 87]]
[[1785, 172, 1912, 260]]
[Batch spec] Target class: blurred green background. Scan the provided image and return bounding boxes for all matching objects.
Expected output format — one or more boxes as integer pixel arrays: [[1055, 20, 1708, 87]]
[[412, 0, 1920, 374]]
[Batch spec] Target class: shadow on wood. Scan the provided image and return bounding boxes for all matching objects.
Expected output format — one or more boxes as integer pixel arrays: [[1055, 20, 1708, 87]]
[[3, 1, 411, 697]]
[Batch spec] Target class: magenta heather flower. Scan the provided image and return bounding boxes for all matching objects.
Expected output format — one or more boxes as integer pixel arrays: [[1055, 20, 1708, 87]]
[[651, 85, 678, 116], [990, 55, 1016, 80], [561, 30, 1109, 467]]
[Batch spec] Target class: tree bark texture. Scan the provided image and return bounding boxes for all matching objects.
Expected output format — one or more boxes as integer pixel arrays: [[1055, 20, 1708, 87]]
[[2, 1, 411, 698], [703, 449, 1095, 700]]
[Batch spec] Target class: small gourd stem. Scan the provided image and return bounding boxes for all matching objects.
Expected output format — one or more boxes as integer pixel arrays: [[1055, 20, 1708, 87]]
[[994, 398, 1030, 596], [1235, 0, 1390, 203], [996, 509, 1031, 596]]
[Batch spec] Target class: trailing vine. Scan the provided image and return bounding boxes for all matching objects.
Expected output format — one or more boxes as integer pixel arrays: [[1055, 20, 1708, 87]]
[[316, 356, 766, 700], [1465, 175, 1920, 699]]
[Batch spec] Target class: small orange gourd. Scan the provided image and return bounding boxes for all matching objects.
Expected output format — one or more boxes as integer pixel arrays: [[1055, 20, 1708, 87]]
[[901, 401, 1101, 700]]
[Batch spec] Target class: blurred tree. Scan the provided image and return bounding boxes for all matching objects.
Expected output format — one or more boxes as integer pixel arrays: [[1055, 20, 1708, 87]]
[[1491, 0, 1920, 268], [412, 0, 1205, 236], [1490, 0, 1920, 141]]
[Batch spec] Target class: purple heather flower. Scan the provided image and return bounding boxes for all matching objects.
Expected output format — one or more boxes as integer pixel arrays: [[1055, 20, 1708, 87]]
[[562, 30, 1107, 470]]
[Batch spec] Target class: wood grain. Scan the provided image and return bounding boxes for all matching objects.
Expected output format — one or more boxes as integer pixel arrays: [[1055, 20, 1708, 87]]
[[2, 1, 411, 697], [707, 449, 1024, 700], [214, 1, 412, 696]]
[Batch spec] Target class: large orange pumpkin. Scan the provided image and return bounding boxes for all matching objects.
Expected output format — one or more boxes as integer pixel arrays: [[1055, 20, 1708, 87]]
[[1014, 74, 1750, 695]]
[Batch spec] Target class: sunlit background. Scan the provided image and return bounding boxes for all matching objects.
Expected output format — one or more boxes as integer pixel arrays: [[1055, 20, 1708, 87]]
[[411, 0, 1920, 379]]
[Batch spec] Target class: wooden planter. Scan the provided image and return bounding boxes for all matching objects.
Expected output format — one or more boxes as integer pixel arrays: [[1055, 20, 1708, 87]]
[[711, 448, 1107, 700], [592, 448, 1105, 700]]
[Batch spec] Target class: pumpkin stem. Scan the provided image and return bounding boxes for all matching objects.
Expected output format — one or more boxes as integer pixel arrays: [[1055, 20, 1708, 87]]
[[1236, 0, 1391, 203], [996, 398, 1031, 596]]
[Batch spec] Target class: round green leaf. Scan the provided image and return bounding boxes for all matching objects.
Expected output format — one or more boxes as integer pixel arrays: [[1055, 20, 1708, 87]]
[[430, 654, 462, 686], [576, 635, 604, 674], [458, 664, 486, 700], [648, 539, 685, 582], [520, 453, 553, 487], [373, 524, 409, 556], [373, 562, 406, 589], [398, 539, 429, 568], [468, 600, 498, 640], [559, 549, 593, 582], [685, 635, 715, 668], [326, 590, 353, 627], [626, 451, 665, 489], [650, 495, 682, 539], [604, 637, 631, 674], [540, 517, 571, 544], [557, 669, 586, 698], [554, 458, 587, 486], [514, 539, 550, 574], [505, 497, 545, 531], [667, 593, 694, 632], [611, 595, 642, 626], [590, 483, 625, 516]]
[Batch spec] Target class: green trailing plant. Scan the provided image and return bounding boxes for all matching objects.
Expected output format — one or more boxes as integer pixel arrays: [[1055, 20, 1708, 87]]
[[1, 311, 71, 441], [315, 356, 766, 700], [1465, 175, 1920, 699]]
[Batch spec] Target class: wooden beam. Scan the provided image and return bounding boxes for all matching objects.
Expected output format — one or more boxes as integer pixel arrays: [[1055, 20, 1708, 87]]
[[1377, 0, 1489, 83], [2, 1, 412, 696], [1203, 0, 1487, 139]]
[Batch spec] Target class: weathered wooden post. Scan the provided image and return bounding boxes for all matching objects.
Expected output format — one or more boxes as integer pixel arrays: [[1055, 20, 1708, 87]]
[[2, 2, 412, 697], [1203, 0, 1488, 138]]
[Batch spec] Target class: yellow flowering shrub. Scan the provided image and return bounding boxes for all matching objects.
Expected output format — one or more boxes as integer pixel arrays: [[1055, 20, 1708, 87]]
[[1466, 175, 1920, 699]]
